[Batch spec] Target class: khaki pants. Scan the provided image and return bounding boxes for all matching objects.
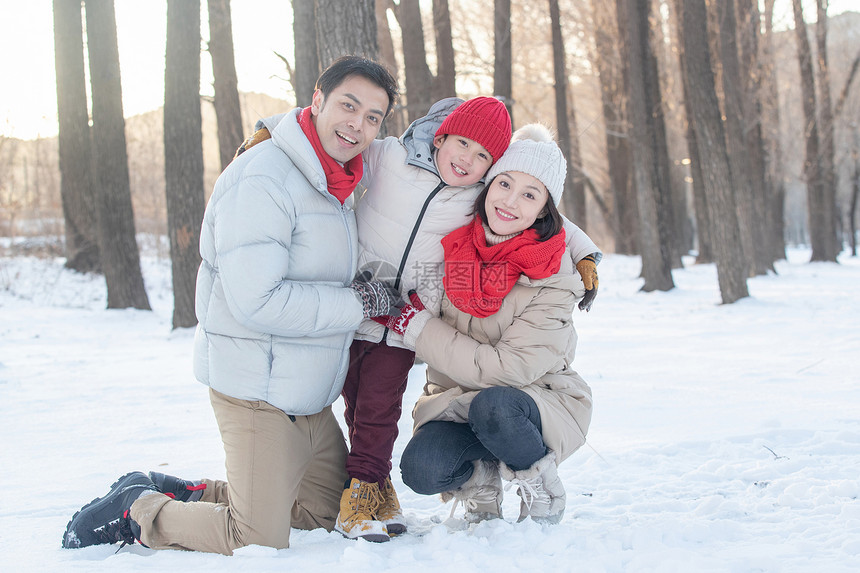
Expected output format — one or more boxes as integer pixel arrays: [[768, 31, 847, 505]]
[[130, 388, 348, 555]]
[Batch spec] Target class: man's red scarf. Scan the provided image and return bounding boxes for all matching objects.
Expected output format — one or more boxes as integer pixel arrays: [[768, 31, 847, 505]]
[[441, 217, 566, 318], [296, 106, 363, 204]]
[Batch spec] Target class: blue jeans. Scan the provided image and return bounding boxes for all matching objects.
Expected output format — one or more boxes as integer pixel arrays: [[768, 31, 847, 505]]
[[400, 386, 546, 495]]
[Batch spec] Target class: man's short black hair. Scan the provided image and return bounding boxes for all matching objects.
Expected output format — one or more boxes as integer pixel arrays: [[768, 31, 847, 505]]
[[316, 55, 399, 117]]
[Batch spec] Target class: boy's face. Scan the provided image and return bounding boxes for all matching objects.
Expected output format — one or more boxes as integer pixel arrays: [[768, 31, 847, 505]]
[[433, 134, 493, 187], [311, 75, 389, 163]]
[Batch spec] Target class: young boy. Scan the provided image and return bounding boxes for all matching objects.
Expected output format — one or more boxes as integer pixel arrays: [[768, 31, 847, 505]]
[[236, 97, 601, 541]]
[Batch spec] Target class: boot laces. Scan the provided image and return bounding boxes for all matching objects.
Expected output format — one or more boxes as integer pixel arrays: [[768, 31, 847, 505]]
[[447, 484, 499, 519], [342, 481, 384, 528], [93, 515, 136, 552], [505, 476, 546, 510]]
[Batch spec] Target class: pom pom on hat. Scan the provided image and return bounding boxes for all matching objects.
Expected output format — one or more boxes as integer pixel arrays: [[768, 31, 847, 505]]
[[485, 123, 567, 206], [435, 96, 512, 164]]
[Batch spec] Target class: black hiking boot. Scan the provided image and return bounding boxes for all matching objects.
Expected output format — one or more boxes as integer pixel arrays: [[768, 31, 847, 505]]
[[62, 471, 158, 549], [148, 471, 206, 502]]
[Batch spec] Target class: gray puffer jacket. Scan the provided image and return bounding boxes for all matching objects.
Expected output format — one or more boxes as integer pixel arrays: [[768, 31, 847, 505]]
[[193, 108, 365, 416]]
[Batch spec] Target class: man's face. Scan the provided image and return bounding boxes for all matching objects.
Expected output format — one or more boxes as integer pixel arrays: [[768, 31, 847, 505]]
[[311, 75, 389, 163]]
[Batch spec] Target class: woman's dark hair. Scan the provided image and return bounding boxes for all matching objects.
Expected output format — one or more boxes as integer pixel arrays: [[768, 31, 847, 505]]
[[316, 56, 399, 117], [473, 178, 564, 241]]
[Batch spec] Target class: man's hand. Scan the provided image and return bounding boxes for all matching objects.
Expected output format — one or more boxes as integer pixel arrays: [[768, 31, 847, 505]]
[[575, 254, 599, 312], [349, 271, 403, 318]]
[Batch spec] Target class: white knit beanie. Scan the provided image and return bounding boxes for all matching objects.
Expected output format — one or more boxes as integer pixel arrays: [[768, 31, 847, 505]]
[[485, 123, 567, 206]]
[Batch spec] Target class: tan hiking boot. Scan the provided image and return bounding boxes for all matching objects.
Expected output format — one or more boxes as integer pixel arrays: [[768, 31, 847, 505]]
[[334, 478, 389, 542], [376, 477, 407, 535]]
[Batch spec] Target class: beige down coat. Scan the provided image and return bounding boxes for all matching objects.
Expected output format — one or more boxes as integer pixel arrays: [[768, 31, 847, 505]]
[[411, 251, 593, 464]]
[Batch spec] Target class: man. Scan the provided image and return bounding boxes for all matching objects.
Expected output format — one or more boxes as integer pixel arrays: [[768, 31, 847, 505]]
[[62, 56, 401, 555]]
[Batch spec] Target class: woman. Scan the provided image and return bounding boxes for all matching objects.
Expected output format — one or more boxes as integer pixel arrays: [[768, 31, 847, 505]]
[[378, 124, 593, 524]]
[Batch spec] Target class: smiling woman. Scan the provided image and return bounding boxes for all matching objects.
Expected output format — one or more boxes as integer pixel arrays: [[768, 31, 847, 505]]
[[0, 0, 292, 140]]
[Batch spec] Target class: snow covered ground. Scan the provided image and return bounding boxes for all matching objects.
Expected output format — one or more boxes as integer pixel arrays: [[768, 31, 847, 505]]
[[1, 245, 858, 572]]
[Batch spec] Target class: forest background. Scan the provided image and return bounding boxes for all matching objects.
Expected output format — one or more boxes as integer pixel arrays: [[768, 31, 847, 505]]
[[1, 0, 859, 324]]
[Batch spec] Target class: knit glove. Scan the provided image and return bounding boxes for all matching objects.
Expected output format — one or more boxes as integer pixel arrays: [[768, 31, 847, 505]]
[[575, 253, 599, 312], [349, 271, 403, 318], [372, 291, 432, 349]]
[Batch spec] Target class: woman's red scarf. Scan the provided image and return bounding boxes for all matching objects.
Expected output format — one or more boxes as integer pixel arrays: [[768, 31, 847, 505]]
[[296, 106, 363, 204], [441, 217, 566, 318]]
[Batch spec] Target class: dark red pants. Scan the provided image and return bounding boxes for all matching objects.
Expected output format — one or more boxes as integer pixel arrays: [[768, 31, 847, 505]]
[[342, 339, 415, 484]]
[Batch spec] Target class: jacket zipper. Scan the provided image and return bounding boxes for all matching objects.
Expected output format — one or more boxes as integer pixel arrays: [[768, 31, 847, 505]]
[[383, 180, 447, 342]]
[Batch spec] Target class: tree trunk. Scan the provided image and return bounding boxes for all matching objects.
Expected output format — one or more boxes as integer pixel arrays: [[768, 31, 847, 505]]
[[591, 0, 636, 255], [717, 0, 762, 276], [762, 0, 787, 261], [494, 0, 513, 122], [208, 0, 244, 171], [680, 0, 748, 303], [84, 0, 151, 310], [644, 1, 681, 270], [815, 0, 839, 259], [737, 0, 775, 272], [292, 0, 318, 107], [376, 0, 403, 136], [671, 0, 712, 263], [851, 159, 859, 256], [618, 0, 674, 292], [315, 0, 378, 67], [53, 0, 100, 273], [549, 0, 586, 230], [165, 0, 205, 328], [398, 0, 434, 123], [432, 0, 456, 99], [791, 0, 833, 262]]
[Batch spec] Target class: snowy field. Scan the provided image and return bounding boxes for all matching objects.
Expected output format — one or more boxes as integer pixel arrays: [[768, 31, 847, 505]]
[[1, 245, 858, 572]]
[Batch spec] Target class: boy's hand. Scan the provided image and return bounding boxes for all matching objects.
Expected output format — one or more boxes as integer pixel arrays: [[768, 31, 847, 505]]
[[372, 291, 426, 335], [575, 254, 599, 312]]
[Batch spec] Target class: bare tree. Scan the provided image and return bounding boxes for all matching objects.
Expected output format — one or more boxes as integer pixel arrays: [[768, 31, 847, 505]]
[[548, 0, 586, 230], [644, 0, 682, 270], [679, 0, 748, 303], [165, 0, 205, 328], [591, 0, 636, 255], [494, 0, 513, 122], [717, 0, 762, 276], [671, 0, 712, 263], [375, 0, 404, 135], [53, 0, 100, 272], [432, 0, 456, 98], [292, 0, 318, 107], [315, 0, 378, 67], [737, 0, 774, 272], [791, 0, 836, 262], [397, 0, 434, 122], [815, 0, 839, 258], [84, 0, 151, 310], [761, 0, 787, 261], [618, 0, 674, 291], [208, 0, 244, 170]]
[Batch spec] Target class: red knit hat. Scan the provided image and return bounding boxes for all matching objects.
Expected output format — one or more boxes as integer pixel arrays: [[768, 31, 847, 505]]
[[435, 96, 512, 164]]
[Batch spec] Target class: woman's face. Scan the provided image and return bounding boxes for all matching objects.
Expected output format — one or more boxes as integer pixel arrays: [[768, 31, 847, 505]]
[[484, 171, 549, 235]]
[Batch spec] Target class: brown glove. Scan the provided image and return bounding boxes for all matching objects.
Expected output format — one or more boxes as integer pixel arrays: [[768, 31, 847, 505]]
[[575, 253, 599, 312], [233, 126, 272, 159]]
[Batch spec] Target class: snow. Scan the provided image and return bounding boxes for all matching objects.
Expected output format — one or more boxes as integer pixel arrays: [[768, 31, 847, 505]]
[[1, 246, 858, 572]]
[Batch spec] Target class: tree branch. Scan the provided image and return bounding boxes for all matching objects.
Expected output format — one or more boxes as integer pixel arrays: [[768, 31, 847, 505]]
[[834, 48, 860, 119]]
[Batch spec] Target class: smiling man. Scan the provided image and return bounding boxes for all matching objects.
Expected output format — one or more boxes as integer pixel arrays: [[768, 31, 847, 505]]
[[62, 56, 402, 555]]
